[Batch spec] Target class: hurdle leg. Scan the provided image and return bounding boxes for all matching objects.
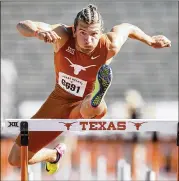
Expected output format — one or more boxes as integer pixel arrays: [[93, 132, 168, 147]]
[[97, 155, 107, 180], [177, 122, 179, 181], [117, 159, 131, 181], [131, 133, 138, 180], [145, 170, 156, 181], [177, 147, 179, 181], [151, 132, 159, 180], [21, 146, 28, 181], [20, 121, 29, 181]]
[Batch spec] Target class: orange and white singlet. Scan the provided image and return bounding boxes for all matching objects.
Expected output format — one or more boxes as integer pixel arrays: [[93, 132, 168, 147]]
[[15, 31, 111, 153], [54, 34, 110, 99]]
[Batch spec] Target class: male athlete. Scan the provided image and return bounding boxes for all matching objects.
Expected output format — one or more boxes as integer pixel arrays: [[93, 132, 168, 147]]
[[8, 4, 171, 174]]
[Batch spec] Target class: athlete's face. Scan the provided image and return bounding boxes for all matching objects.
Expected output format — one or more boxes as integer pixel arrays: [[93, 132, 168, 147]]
[[74, 21, 102, 53]]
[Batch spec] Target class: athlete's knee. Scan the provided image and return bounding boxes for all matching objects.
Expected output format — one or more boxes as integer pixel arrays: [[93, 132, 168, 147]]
[[101, 104, 107, 115], [8, 144, 21, 167], [80, 99, 107, 118], [95, 102, 107, 118]]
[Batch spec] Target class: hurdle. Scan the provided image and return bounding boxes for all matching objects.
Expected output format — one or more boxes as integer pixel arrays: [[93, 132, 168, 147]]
[[20, 121, 29, 181], [117, 159, 156, 181], [79, 154, 155, 180], [91, 156, 157, 180], [4, 119, 179, 181], [77, 137, 176, 181]]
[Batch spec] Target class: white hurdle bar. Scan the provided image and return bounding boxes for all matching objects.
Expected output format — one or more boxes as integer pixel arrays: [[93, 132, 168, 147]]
[[3, 119, 178, 133]]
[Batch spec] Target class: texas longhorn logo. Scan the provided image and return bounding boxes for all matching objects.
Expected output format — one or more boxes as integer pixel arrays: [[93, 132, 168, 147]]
[[65, 57, 96, 75], [58, 122, 77, 130], [129, 121, 148, 130]]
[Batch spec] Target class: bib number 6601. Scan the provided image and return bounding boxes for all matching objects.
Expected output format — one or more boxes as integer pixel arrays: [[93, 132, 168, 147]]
[[61, 79, 80, 93]]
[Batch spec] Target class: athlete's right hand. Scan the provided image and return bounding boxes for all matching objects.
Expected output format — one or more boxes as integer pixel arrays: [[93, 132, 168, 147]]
[[35, 30, 61, 43]]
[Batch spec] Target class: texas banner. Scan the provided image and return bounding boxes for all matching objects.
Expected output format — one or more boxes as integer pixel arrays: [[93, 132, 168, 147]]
[[3, 119, 178, 134]]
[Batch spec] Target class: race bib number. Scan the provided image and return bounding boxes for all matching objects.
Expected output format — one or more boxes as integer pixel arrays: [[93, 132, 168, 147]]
[[58, 72, 87, 97]]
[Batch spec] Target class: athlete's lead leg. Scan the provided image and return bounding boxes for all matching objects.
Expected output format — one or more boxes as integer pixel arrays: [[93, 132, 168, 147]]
[[70, 64, 112, 119]]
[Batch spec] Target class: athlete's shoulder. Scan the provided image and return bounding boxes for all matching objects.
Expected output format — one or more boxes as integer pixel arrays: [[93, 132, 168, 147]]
[[52, 24, 72, 38], [102, 32, 119, 53], [98, 33, 112, 49], [99, 33, 118, 63], [100, 33, 108, 41], [62, 25, 73, 34], [53, 25, 74, 53], [57, 24, 73, 35]]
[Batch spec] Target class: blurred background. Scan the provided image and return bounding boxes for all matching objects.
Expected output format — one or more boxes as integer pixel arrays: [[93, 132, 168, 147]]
[[1, 1, 178, 181]]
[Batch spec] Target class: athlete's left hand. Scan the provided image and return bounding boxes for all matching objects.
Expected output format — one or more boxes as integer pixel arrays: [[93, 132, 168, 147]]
[[151, 35, 171, 48]]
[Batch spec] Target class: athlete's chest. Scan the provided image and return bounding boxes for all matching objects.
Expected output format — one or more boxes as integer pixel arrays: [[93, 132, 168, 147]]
[[55, 46, 104, 81]]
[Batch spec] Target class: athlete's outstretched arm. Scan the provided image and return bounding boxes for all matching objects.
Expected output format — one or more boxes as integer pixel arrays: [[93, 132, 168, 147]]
[[16, 20, 68, 44], [106, 23, 171, 59]]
